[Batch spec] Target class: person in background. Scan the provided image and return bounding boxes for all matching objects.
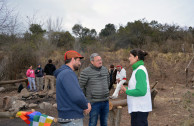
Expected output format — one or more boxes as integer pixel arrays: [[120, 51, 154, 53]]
[[79, 53, 110, 126], [44, 59, 56, 91], [120, 49, 152, 126], [109, 64, 117, 90], [54, 50, 91, 126], [26, 65, 36, 92], [35, 64, 44, 91], [110, 65, 126, 99]]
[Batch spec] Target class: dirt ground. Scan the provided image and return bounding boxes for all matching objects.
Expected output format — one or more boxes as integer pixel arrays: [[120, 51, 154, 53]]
[[0, 82, 194, 126]]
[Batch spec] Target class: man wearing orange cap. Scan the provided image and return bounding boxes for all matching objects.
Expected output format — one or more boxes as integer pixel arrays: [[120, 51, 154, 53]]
[[110, 65, 126, 99], [54, 50, 91, 126]]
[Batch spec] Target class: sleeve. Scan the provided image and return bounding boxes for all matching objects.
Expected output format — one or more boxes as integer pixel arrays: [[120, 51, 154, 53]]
[[53, 65, 56, 72], [26, 69, 30, 76], [79, 70, 89, 95], [126, 69, 147, 97], [120, 69, 126, 80], [35, 69, 38, 74], [61, 72, 88, 109], [44, 65, 48, 74], [107, 71, 110, 87], [116, 71, 119, 80]]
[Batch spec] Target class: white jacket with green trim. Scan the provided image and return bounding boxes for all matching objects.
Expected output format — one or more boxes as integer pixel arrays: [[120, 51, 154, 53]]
[[127, 63, 152, 113]]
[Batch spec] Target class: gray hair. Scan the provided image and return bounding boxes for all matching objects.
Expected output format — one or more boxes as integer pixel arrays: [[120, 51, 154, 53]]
[[90, 53, 100, 61]]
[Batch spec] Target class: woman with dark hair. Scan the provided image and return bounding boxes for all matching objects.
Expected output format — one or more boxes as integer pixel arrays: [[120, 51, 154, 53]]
[[120, 49, 152, 126], [26, 65, 36, 92]]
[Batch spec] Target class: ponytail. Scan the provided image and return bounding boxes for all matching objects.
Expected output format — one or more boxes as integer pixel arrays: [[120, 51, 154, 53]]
[[130, 49, 148, 61]]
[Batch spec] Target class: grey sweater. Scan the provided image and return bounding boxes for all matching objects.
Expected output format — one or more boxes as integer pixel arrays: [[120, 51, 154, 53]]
[[79, 65, 110, 103]]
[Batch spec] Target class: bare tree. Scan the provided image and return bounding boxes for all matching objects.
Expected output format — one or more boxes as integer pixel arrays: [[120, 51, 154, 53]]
[[46, 17, 63, 32], [0, 0, 12, 32], [0, 0, 21, 35]]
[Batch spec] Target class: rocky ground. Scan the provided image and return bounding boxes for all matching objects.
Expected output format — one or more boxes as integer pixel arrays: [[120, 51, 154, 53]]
[[0, 82, 194, 126]]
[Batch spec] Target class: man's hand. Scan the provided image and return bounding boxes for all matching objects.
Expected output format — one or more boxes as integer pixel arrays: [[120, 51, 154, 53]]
[[84, 103, 91, 115], [116, 79, 120, 83]]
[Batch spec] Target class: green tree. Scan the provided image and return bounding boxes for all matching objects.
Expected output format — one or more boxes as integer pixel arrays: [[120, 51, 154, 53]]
[[72, 24, 97, 46], [51, 31, 75, 48], [99, 23, 116, 37], [29, 24, 46, 35]]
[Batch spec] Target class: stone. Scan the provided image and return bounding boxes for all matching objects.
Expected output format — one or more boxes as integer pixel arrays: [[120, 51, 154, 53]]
[[38, 92, 47, 98], [53, 103, 57, 108], [0, 87, 5, 92], [39, 102, 53, 110], [11, 100, 26, 112], [0, 97, 3, 108], [3, 96, 12, 111], [48, 90, 55, 97], [29, 103, 38, 108], [53, 94, 56, 100], [20, 88, 31, 98]]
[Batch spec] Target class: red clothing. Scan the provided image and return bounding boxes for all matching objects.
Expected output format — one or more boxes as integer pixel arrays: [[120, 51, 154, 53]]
[[26, 69, 35, 78]]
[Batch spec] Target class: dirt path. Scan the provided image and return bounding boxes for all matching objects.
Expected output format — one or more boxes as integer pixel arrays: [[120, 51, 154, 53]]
[[0, 83, 194, 126]]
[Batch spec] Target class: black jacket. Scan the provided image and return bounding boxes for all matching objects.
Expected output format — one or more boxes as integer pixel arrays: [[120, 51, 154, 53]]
[[44, 64, 56, 75], [35, 67, 44, 77]]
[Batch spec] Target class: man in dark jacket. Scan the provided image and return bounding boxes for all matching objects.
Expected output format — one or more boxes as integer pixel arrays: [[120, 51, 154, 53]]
[[44, 59, 56, 91], [54, 50, 91, 126], [109, 64, 117, 90], [35, 64, 44, 91], [79, 53, 110, 126]]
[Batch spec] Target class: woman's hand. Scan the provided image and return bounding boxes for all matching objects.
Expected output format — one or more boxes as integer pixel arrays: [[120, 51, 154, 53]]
[[120, 85, 127, 94]]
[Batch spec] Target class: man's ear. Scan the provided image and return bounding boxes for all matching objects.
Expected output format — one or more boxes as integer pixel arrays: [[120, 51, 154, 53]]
[[91, 60, 94, 64]]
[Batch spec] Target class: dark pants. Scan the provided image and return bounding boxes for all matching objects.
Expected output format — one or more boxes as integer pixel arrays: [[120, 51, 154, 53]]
[[131, 112, 149, 126], [89, 101, 109, 126]]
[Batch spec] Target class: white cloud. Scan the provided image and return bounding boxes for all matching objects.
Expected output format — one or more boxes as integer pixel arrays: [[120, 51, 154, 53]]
[[8, 0, 194, 33]]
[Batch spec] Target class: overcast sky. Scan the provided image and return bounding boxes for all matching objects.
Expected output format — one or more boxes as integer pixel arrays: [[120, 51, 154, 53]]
[[9, 0, 194, 33]]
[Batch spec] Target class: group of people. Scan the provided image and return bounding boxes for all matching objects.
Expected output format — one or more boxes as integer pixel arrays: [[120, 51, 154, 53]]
[[26, 59, 56, 92], [54, 49, 152, 126]]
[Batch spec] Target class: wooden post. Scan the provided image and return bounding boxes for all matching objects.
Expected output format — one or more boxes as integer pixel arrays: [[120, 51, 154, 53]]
[[151, 89, 158, 108], [109, 109, 115, 126], [109, 106, 123, 126], [115, 106, 122, 126]]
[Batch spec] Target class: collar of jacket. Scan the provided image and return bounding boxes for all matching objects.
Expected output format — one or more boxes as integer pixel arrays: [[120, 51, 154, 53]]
[[90, 64, 102, 71], [132, 60, 144, 70]]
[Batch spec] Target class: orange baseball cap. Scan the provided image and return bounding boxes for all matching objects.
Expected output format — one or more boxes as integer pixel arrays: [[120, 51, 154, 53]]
[[64, 50, 84, 61]]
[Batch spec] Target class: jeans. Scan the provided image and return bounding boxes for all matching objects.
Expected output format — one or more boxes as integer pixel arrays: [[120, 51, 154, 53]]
[[60, 119, 83, 126], [27, 77, 36, 91], [89, 101, 109, 126], [131, 112, 149, 126]]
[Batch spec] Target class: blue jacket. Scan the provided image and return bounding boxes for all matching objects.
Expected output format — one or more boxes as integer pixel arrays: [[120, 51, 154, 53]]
[[54, 64, 88, 119]]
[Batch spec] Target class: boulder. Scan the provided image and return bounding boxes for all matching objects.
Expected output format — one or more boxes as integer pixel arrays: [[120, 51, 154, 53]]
[[39, 102, 53, 110], [0, 87, 5, 92], [3, 96, 12, 111], [53, 103, 57, 109], [11, 100, 26, 112], [38, 92, 47, 98], [29, 103, 38, 108], [53, 94, 56, 100], [0, 97, 3, 108], [48, 90, 55, 97], [20, 88, 31, 98]]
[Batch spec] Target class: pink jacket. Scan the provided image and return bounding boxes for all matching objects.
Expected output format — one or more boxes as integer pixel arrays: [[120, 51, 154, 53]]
[[26, 69, 35, 78]]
